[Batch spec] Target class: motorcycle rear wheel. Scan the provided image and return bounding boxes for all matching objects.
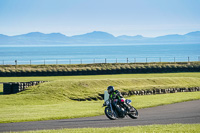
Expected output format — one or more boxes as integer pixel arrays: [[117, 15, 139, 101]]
[[128, 107, 139, 119], [105, 107, 117, 120]]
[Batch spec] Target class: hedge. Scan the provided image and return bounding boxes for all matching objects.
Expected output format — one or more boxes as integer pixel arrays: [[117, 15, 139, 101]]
[[0, 62, 199, 77]]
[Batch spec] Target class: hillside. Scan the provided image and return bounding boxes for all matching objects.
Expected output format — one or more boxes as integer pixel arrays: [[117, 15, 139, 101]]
[[0, 73, 200, 123]]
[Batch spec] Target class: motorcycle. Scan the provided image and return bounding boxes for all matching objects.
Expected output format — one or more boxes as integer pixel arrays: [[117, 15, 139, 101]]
[[102, 98, 139, 120]]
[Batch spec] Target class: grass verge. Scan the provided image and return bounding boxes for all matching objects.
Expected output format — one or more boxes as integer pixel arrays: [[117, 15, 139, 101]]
[[10, 124, 200, 133], [0, 91, 199, 123]]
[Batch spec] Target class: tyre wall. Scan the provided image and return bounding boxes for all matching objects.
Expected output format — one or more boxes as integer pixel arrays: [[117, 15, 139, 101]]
[[3, 81, 47, 94]]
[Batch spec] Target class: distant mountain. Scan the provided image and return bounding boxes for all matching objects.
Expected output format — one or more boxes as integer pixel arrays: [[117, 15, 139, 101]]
[[185, 31, 200, 37], [0, 34, 9, 38], [71, 31, 117, 43], [72, 31, 115, 39], [184, 31, 200, 43], [0, 34, 11, 44], [0, 31, 200, 45], [10, 32, 71, 45], [0, 34, 9, 40], [150, 31, 200, 43], [152, 34, 185, 42], [117, 35, 148, 41], [16, 32, 68, 40]]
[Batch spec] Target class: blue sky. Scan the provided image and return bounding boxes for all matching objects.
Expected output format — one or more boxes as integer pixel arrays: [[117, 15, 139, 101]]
[[0, 0, 200, 37]]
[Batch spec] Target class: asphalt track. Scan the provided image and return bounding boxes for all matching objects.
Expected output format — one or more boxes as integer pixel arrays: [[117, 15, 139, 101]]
[[0, 100, 200, 132]]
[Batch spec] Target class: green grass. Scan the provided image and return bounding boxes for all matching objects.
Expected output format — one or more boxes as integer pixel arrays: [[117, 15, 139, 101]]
[[0, 73, 200, 123], [0, 91, 200, 123], [0, 84, 3, 94], [10, 124, 200, 133], [130, 91, 200, 109]]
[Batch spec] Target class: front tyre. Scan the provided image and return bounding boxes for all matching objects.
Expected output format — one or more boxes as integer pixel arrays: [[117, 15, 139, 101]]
[[128, 107, 139, 119], [105, 107, 117, 120]]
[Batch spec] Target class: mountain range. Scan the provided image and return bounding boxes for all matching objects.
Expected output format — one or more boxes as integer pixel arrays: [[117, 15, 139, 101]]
[[0, 31, 200, 45]]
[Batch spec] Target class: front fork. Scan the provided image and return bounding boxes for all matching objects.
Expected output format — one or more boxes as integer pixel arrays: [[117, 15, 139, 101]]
[[109, 100, 114, 115], [123, 102, 132, 113]]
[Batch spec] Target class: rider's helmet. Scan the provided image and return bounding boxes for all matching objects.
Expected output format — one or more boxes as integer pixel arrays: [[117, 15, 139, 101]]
[[107, 86, 114, 94]]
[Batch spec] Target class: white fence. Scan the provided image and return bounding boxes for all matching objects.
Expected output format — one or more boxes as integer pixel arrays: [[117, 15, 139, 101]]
[[1, 56, 200, 65]]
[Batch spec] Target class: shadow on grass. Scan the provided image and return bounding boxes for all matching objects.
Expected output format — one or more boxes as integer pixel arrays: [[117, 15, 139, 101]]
[[0, 92, 4, 95]]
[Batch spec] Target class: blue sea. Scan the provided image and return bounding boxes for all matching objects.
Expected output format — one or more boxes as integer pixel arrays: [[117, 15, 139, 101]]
[[0, 44, 200, 65]]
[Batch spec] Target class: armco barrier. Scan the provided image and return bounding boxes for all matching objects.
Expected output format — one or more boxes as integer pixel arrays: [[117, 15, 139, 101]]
[[3, 81, 47, 94]]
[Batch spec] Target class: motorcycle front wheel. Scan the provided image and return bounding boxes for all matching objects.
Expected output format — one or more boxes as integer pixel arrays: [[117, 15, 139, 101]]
[[105, 107, 117, 120], [128, 107, 139, 119]]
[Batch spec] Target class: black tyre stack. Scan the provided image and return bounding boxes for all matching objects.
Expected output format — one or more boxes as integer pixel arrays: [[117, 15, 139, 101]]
[[3, 81, 47, 94]]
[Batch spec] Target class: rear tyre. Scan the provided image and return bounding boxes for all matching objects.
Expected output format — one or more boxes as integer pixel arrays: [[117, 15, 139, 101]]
[[105, 107, 117, 120], [128, 107, 139, 119]]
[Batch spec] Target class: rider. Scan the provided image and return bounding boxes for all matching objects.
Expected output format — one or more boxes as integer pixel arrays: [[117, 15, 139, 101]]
[[107, 86, 134, 113], [107, 86, 124, 114]]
